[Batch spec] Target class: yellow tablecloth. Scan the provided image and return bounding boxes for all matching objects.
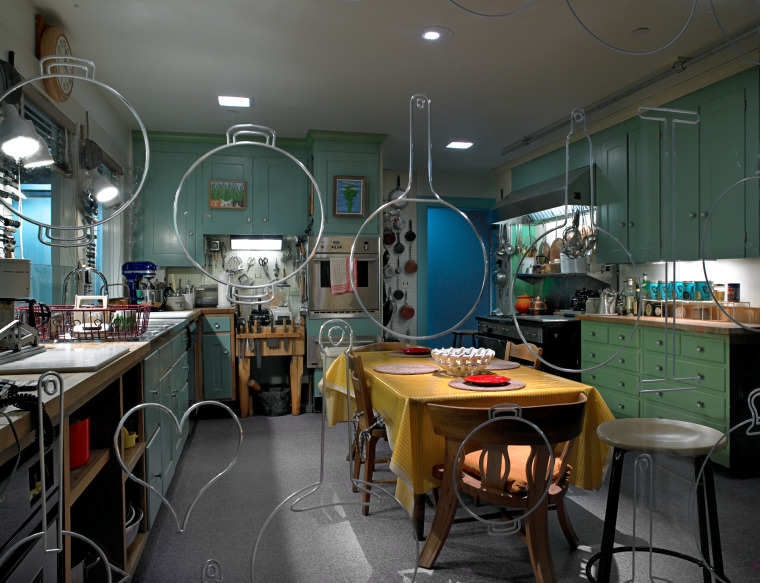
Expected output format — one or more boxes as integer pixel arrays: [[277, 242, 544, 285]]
[[322, 350, 614, 515]]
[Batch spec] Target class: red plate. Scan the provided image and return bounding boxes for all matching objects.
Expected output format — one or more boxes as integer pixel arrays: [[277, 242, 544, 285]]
[[463, 375, 511, 386], [401, 347, 431, 354]]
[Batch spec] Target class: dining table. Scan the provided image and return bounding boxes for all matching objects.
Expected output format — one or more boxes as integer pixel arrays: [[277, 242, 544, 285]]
[[321, 349, 615, 538]]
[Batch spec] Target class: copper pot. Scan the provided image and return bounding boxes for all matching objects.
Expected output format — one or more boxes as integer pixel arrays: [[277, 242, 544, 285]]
[[529, 296, 547, 315]]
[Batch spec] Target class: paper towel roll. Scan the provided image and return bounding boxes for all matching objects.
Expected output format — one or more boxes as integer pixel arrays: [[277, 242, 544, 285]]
[[217, 273, 231, 308]]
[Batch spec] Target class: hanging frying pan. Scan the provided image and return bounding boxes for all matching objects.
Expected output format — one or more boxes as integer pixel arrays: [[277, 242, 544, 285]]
[[389, 175, 408, 209], [383, 284, 394, 326], [383, 227, 396, 246], [405, 220, 416, 241], [383, 248, 390, 266], [394, 237, 405, 254], [400, 301, 415, 320], [405, 239, 418, 273]]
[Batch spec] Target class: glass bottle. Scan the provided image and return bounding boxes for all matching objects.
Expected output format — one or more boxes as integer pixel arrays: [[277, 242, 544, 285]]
[[624, 278, 636, 315]]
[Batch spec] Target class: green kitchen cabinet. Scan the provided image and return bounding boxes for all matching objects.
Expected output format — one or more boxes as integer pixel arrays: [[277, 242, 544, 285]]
[[131, 145, 201, 267], [202, 315, 235, 401], [594, 133, 628, 264]]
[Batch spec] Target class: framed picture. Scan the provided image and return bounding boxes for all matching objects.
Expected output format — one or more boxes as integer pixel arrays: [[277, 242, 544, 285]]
[[209, 180, 246, 209], [333, 176, 366, 217]]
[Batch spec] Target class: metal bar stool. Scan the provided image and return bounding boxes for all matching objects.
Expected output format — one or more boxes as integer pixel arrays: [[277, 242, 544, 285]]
[[451, 329, 478, 348], [587, 417, 729, 583]]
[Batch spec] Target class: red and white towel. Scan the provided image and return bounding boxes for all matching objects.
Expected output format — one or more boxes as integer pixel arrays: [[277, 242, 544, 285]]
[[330, 257, 357, 295]]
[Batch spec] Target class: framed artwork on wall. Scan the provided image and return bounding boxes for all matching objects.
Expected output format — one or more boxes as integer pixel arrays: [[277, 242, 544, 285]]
[[209, 180, 246, 209], [333, 176, 366, 217]]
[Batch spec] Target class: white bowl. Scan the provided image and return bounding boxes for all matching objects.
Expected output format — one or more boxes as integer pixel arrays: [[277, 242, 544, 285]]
[[431, 347, 495, 377]]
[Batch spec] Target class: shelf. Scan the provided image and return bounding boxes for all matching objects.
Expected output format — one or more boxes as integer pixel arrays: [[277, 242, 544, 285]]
[[70, 448, 110, 505], [125, 531, 150, 575], [122, 440, 147, 477], [515, 272, 591, 283]]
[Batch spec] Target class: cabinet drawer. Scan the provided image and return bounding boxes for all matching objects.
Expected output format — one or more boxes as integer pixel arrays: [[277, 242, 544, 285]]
[[608, 324, 639, 348], [203, 316, 231, 333], [643, 388, 726, 422], [582, 344, 639, 373], [170, 331, 186, 363], [583, 367, 641, 396], [680, 334, 726, 364], [642, 327, 680, 355], [642, 357, 726, 394], [598, 388, 639, 418], [582, 321, 608, 343]]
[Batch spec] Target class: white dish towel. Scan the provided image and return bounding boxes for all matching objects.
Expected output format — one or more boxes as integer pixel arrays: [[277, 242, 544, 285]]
[[330, 257, 357, 295]]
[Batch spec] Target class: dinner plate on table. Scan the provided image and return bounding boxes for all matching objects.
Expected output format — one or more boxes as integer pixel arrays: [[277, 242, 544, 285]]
[[390, 347, 432, 357], [463, 375, 511, 387]]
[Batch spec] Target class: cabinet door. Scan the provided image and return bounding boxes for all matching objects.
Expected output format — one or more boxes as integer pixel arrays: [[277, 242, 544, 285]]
[[143, 349, 161, 440], [627, 124, 661, 262], [700, 89, 747, 259], [595, 134, 628, 263], [202, 333, 233, 400], [133, 149, 200, 266], [669, 98, 701, 261], [201, 154, 253, 235], [257, 155, 309, 235], [145, 428, 162, 529], [159, 371, 176, 492]]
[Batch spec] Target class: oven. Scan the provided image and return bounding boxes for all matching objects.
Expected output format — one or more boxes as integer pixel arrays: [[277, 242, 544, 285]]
[[476, 315, 581, 380], [0, 433, 60, 583], [308, 236, 381, 319]]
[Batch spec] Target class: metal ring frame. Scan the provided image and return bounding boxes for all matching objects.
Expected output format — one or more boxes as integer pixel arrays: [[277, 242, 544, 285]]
[[171, 125, 324, 306], [447, 0, 534, 18], [511, 109, 642, 374], [250, 319, 420, 582], [350, 94, 488, 341], [0, 56, 150, 248], [0, 372, 128, 583], [0, 410, 21, 503], [709, 0, 760, 67], [452, 408, 554, 536], [113, 401, 243, 533], [565, 0, 698, 56]]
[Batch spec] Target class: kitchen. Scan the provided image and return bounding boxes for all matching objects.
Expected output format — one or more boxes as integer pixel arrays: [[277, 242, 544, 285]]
[[2, 1, 760, 582]]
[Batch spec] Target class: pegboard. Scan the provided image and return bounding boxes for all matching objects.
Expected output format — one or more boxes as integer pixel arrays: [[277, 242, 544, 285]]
[[382, 169, 418, 338]]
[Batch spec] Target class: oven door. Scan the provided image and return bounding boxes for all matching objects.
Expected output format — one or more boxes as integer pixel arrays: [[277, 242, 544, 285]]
[[308, 254, 380, 318], [475, 334, 506, 357]]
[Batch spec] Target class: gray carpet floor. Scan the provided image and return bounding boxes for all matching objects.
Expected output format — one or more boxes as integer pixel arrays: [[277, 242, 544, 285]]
[[132, 412, 760, 582]]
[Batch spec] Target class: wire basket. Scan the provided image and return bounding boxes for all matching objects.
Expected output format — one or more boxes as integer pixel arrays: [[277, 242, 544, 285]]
[[15, 304, 151, 341]]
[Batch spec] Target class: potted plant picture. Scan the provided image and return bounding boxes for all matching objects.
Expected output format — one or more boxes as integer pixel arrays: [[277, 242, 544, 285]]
[[209, 180, 246, 209]]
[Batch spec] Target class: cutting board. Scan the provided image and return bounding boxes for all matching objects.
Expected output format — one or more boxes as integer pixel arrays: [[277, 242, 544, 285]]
[[0, 344, 131, 374]]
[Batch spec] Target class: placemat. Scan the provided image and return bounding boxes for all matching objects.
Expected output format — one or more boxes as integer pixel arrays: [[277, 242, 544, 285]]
[[448, 378, 527, 392], [374, 363, 440, 375], [388, 351, 432, 358], [484, 359, 520, 371]]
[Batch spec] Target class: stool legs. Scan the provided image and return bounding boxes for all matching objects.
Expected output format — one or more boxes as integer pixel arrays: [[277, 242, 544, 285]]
[[695, 456, 726, 583], [597, 447, 626, 583]]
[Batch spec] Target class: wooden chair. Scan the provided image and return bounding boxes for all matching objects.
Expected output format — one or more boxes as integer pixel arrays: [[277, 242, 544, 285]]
[[347, 352, 396, 515], [419, 394, 588, 583], [505, 340, 543, 369], [355, 342, 426, 352]]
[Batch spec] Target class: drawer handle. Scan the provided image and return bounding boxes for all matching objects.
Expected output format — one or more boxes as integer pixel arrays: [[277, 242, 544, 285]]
[[152, 472, 162, 479], [656, 365, 663, 372], [590, 352, 595, 358], [697, 401, 705, 408], [172, 391, 178, 398], [619, 381, 625, 387], [657, 415, 663, 419], [618, 358, 625, 364], [656, 339, 663, 346], [657, 391, 663, 397], [619, 221, 626, 228], [689, 212, 696, 219], [697, 373, 704, 380], [696, 346, 704, 352], [618, 404, 625, 410], [701, 211, 708, 218], [223, 349, 229, 355], [618, 335, 625, 341], [590, 331, 596, 337], [590, 373, 596, 379], [214, 323, 220, 329], [150, 389, 159, 395]]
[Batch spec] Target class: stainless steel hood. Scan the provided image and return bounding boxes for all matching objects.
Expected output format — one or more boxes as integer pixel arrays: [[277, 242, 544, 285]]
[[490, 166, 591, 222]]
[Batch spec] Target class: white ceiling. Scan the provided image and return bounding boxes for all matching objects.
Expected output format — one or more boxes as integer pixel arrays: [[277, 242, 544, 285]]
[[30, 0, 760, 175]]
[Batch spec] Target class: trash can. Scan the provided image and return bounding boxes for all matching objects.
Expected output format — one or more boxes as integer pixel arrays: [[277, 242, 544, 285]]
[[258, 387, 290, 416]]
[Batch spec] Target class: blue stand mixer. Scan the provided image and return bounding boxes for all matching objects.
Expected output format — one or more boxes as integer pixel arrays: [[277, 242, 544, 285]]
[[122, 261, 158, 304]]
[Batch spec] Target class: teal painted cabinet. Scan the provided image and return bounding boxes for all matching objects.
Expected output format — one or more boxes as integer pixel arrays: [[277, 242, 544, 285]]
[[202, 315, 235, 401], [132, 144, 201, 267]]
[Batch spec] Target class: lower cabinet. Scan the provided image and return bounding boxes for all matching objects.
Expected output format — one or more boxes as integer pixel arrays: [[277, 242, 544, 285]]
[[581, 319, 757, 471], [202, 314, 235, 401], [143, 327, 193, 528]]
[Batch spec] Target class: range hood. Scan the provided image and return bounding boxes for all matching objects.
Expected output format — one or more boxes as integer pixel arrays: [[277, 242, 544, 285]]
[[490, 166, 591, 222]]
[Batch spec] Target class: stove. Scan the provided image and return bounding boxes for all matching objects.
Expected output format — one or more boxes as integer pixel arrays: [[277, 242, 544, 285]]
[[476, 314, 581, 378]]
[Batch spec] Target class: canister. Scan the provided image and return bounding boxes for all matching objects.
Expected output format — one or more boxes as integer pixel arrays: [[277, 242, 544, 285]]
[[695, 281, 712, 301], [712, 283, 726, 302], [682, 281, 695, 301], [69, 417, 90, 470], [727, 283, 740, 302], [657, 281, 666, 300], [648, 281, 660, 300]]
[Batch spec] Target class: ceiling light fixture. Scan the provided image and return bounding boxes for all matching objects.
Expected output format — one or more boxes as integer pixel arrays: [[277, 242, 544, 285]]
[[446, 141, 473, 149], [22, 121, 54, 168], [89, 173, 119, 203], [0, 104, 40, 159], [419, 26, 453, 42], [230, 235, 283, 251], [218, 96, 251, 108]]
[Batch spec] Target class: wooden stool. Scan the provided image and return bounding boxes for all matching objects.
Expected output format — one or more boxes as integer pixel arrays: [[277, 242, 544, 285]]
[[587, 417, 729, 583], [451, 329, 478, 348]]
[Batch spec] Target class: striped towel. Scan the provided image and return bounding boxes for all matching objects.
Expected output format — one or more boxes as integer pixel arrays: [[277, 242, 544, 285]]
[[330, 257, 357, 295]]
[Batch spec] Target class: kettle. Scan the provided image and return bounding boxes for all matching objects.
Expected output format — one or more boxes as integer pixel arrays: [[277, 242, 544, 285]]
[[600, 288, 620, 314], [529, 296, 547, 315]]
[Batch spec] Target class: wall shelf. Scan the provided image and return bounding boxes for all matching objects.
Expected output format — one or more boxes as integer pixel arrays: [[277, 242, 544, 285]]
[[122, 440, 147, 477], [69, 448, 110, 505]]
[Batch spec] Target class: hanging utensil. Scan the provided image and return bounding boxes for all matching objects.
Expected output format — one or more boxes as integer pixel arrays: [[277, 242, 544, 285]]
[[495, 223, 507, 257], [400, 301, 415, 320], [383, 227, 396, 246], [388, 175, 407, 209], [494, 267, 508, 288], [393, 217, 407, 231], [383, 248, 390, 266], [394, 237, 405, 254], [405, 239, 418, 273], [405, 219, 416, 242], [395, 257, 403, 274], [384, 262, 395, 278], [393, 284, 404, 301], [383, 285, 394, 326]]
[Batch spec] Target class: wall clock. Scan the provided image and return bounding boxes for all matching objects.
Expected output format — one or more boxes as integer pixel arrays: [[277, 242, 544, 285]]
[[39, 26, 74, 102]]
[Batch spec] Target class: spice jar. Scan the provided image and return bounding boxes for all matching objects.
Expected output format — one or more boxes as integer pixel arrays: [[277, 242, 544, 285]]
[[712, 283, 726, 302]]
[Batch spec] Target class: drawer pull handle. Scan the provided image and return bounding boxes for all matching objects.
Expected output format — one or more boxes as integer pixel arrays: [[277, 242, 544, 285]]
[[619, 381, 625, 387], [618, 335, 624, 341], [689, 212, 696, 219], [590, 373, 596, 379], [618, 358, 625, 364], [657, 391, 663, 397], [656, 340, 663, 346], [656, 365, 663, 372], [152, 472, 162, 479], [697, 401, 705, 408], [150, 389, 159, 395], [590, 352, 595, 358], [657, 415, 663, 419], [214, 323, 220, 329], [223, 349, 229, 355], [618, 404, 625, 410], [696, 346, 704, 352], [590, 331, 596, 337], [697, 373, 704, 380], [619, 221, 626, 228]]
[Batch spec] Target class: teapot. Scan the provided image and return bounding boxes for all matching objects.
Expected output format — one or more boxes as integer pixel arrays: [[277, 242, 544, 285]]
[[529, 295, 547, 315]]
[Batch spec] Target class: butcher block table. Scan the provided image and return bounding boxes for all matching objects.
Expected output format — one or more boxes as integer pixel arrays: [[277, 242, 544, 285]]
[[321, 349, 614, 533]]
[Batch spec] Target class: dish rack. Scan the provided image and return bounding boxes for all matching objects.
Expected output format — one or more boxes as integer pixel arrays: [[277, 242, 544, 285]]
[[15, 304, 151, 341]]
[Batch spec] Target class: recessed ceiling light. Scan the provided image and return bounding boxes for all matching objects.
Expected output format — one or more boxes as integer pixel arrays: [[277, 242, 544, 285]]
[[419, 26, 453, 42], [632, 27, 650, 37], [446, 141, 473, 150], [218, 96, 251, 107]]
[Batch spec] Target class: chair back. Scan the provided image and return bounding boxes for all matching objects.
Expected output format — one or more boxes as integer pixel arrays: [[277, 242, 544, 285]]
[[505, 341, 543, 369], [347, 352, 377, 428], [355, 342, 427, 352]]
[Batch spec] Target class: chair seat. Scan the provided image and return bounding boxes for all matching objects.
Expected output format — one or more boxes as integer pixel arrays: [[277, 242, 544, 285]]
[[596, 418, 726, 457]]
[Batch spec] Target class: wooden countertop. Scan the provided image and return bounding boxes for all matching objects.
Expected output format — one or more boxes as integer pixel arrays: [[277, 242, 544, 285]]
[[576, 313, 760, 336]]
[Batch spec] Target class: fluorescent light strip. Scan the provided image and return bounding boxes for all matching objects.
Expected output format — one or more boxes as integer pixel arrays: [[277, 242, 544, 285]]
[[447, 141, 473, 149], [218, 96, 251, 107]]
